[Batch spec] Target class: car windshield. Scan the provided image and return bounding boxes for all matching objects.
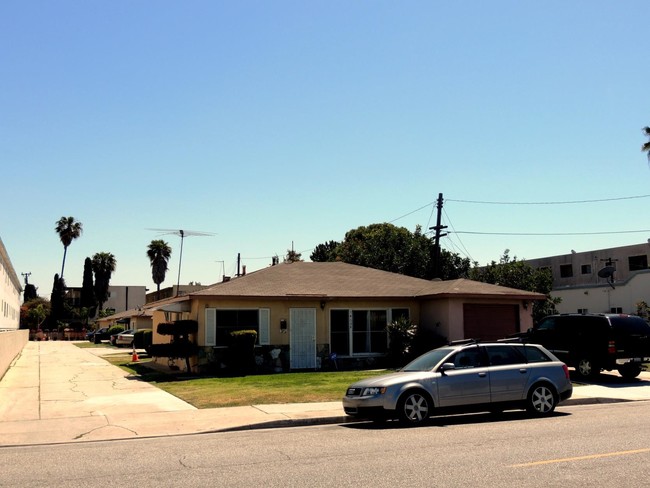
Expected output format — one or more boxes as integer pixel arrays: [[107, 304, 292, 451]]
[[401, 348, 454, 371]]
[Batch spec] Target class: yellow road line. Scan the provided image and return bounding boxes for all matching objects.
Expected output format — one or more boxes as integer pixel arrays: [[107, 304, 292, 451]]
[[510, 448, 650, 467]]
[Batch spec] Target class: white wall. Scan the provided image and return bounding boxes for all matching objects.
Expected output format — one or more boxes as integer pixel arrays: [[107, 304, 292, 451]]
[[553, 270, 650, 315], [0, 238, 22, 330]]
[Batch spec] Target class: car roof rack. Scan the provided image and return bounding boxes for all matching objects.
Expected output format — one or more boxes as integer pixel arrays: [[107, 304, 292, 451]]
[[447, 338, 480, 346]]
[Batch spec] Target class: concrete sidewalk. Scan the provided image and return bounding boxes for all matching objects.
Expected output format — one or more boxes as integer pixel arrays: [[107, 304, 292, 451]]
[[1, 341, 649, 447]]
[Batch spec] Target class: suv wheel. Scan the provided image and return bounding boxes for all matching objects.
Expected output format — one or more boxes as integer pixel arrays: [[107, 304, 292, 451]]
[[398, 390, 432, 425], [527, 384, 557, 416], [618, 363, 642, 380], [576, 358, 599, 378]]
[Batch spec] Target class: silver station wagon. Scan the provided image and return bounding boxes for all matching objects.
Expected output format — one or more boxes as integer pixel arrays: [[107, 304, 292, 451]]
[[343, 341, 573, 425]]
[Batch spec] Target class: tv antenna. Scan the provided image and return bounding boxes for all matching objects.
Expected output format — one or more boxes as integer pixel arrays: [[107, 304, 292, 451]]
[[147, 229, 215, 291]]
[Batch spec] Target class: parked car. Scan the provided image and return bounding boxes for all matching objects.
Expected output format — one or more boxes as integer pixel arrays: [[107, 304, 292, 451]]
[[86, 327, 109, 343], [524, 313, 650, 379], [115, 329, 135, 347], [90, 327, 111, 343], [342, 340, 572, 425]]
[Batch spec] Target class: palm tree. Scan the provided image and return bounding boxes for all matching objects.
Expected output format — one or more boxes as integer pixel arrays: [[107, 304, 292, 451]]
[[147, 239, 172, 300], [643, 126, 650, 162], [91, 252, 116, 312], [55, 216, 83, 279]]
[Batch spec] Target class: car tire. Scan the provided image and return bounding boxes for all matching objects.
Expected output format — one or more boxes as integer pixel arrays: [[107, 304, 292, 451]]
[[576, 357, 599, 379], [618, 363, 642, 380], [397, 390, 432, 426], [526, 383, 557, 416]]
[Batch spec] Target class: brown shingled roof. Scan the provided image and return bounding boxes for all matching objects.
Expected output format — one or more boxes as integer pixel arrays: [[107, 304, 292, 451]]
[[189, 262, 544, 301]]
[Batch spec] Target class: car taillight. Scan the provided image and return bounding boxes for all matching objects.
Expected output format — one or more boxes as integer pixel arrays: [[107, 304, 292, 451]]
[[608, 340, 616, 354], [562, 364, 570, 379]]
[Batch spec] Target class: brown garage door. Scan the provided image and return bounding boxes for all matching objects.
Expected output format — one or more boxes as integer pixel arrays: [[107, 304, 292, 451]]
[[463, 304, 519, 341]]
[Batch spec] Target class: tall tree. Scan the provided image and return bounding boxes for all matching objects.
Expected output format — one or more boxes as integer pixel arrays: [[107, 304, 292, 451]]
[[310, 240, 340, 262], [284, 248, 303, 263], [80, 257, 96, 314], [48, 274, 66, 329], [55, 216, 83, 279], [643, 126, 650, 161], [92, 252, 116, 312], [318, 222, 471, 280], [147, 239, 172, 300]]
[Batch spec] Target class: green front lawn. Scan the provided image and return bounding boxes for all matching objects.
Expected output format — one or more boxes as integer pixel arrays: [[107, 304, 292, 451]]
[[101, 352, 389, 409]]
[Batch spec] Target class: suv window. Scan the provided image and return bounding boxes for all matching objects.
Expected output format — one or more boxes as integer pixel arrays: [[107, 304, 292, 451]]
[[609, 316, 650, 335], [520, 346, 552, 363], [536, 317, 556, 331], [486, 345, 525, 366]]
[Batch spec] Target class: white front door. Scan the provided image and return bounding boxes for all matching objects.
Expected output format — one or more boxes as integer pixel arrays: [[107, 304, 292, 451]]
[[290, 308, 317, 369]]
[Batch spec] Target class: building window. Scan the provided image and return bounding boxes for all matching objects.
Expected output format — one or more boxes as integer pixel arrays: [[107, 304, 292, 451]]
[[577, 308, 588, 314], [330, 308, 409, 357], [610, 307, 623, 314], [628, 255, 648, 271], [581, 264, 592, 275], [560, 264, 573, 278], [205, 308, 270, 347]]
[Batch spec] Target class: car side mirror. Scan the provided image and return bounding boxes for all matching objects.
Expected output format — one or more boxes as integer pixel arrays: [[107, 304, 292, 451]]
[[527, 327, 533, 334], [439, 362, 456, 375]]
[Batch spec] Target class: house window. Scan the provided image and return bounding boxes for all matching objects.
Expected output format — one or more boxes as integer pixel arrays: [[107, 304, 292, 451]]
[[330, 308, 409, 357], [628, 255, 648, 271], [205, 308, 270, 347], [560, 264, 573, 278], [581, 264, 592, 275]]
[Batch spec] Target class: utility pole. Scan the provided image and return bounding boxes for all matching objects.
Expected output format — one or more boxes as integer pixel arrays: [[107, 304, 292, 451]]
[[429, 193, 448, 279]]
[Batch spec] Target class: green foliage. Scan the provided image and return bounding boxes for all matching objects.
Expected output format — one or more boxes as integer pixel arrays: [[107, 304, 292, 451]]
[[313, 223, 471, 280], [25, 301, 49, 329], [636, 301, 649, 320], [147, 239, 172, 295], [48, 274, 65, 329], [157, 320, 198, 336], [80, 257, 96, 314], [284, 249, 303, 263], [55, 216, 83, 279], [386, 316, 418, 367], [470, 250, 560, 323], [133, 329, 152, 349], [310, 240, 340, 262], [107, 325, 125, 336], [92, 252, 116, 310]]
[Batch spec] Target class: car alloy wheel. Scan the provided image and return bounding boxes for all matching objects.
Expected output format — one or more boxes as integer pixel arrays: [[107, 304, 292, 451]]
[[398, 391, 431, 425], [527, 384, 556, 416], [577, 358, 598, 378]]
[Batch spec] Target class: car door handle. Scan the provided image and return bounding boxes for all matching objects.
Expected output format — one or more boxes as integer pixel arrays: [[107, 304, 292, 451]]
[[519, 369, 528, 374], [478, 372, 487, 377]]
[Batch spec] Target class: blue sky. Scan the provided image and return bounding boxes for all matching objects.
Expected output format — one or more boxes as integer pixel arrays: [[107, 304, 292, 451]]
[[2, 1, 649, 296]]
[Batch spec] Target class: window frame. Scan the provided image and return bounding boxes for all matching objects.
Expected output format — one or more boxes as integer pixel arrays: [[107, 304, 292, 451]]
[[204, 308, 270, 347], [329, 307, 410, 357]]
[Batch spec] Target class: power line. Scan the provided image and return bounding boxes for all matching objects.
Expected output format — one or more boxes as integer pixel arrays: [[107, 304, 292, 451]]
[[446, 194, 650, 205], [450, 229, 650, 236]]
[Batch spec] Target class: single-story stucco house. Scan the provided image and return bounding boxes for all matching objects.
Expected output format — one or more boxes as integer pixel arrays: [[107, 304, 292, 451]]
[[143, 261, 544, 373]]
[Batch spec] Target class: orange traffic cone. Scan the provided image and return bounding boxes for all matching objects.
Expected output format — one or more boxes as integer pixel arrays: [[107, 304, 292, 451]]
[[132, 346, 139, 362]]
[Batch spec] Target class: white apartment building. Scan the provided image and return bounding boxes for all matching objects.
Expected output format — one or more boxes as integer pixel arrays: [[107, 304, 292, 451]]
[[525, 242, 650, 315], [0, 237, 22, 330]]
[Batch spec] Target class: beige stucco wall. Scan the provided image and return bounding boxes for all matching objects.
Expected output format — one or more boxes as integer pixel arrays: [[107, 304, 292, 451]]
[[420, 297, 534, 342], [0, 329, 28, 380], [190, 297, 421, 349]]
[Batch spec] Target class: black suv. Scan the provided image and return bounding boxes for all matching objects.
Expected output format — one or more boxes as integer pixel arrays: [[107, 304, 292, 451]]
[[525, 314, 650, 379]]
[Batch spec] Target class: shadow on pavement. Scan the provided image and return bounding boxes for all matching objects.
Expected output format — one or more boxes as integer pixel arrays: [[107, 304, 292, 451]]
[[344, 410, 571, 430]]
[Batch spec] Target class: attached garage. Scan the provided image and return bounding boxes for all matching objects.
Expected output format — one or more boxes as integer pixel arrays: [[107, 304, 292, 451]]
[[463, 304, 520, 341]]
